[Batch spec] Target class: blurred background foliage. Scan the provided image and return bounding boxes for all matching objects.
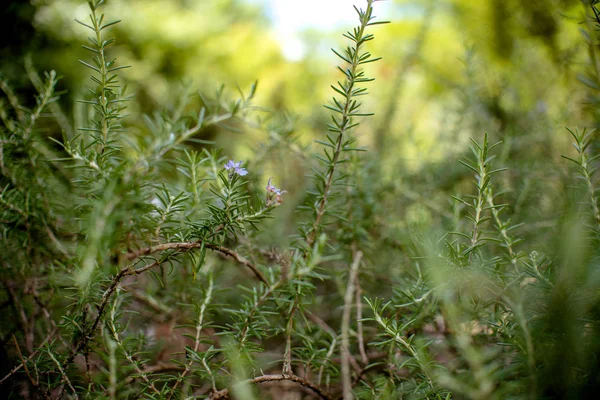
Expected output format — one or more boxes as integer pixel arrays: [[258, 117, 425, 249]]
[[1, 0, 586, 147]]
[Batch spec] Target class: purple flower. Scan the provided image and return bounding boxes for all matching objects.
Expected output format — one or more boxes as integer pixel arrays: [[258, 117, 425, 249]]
[[224, 160, 248, 176], [266, 177, 286, 206], [266, 178, 282, 195]]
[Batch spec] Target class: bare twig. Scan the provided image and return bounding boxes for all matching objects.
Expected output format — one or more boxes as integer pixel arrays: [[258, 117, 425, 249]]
[[341, 250, 363, 400], [355, 275, 368, 365], [11, 335, 36, 387], [125, 241, 268, 285], [208, 373, 332, 400], [84, 349, 93, 390], [305, 311, 340, 387], [283, 305, 298, 375], [0, 329, 58, 386], [11, 335, 52, 400], [318, 337, 338, 388]]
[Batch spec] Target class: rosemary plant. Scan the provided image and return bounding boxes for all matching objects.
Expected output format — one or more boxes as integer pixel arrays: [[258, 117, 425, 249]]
[[3, 0, 600, 399]]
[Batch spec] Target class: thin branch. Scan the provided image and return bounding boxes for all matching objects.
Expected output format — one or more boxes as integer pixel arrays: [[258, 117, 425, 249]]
[[318, 337, 338, 388], [168, 274, 214, 399], [0, 329, 57, 386], [283, 305, 298, 375], [341, 250, 363, 400], [48, 349, 79, 399], [11, 335, 37, 387], [11, 335, 52, 400], [208, 374, 332, 400], [125, 241, 268, 285], [22, 71, 58, 140], [25, 56, 74, 138], [123, 364, 185, 385], [306, 131, 343, 249], [305, 311, 340, 387], [355, 273, 368, 365], [485, 187, 519, 270], [108, 289, 161, 397]]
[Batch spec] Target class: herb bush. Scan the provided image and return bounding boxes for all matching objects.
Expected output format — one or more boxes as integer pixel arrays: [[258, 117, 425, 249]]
[[2, 0, 600, 399]]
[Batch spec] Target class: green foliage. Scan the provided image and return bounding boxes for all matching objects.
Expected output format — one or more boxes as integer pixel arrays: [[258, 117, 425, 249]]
[[3, 0, 600, 399]]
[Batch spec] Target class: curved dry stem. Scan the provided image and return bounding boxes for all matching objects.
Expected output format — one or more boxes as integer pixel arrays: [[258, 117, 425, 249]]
[[208, 373, 332, 400], [125, 241, 268, 285]]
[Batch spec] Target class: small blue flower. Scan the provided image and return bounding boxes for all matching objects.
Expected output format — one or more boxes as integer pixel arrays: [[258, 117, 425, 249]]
[[224, 160, 248, 176], [266, 177, 286, 206], [266, 178, 282, 195]]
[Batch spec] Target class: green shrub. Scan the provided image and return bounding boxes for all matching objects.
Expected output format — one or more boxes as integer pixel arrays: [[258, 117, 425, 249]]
[[2, 1, 600, 399]]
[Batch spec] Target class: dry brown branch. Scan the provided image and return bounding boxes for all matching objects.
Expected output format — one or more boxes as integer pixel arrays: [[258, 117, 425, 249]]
[[12, 335, 36, 387], [125, 241, 268, 285], [208, 374, 332, 400], [0, 328, 59, 387], [11, 335, 52, 400]]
